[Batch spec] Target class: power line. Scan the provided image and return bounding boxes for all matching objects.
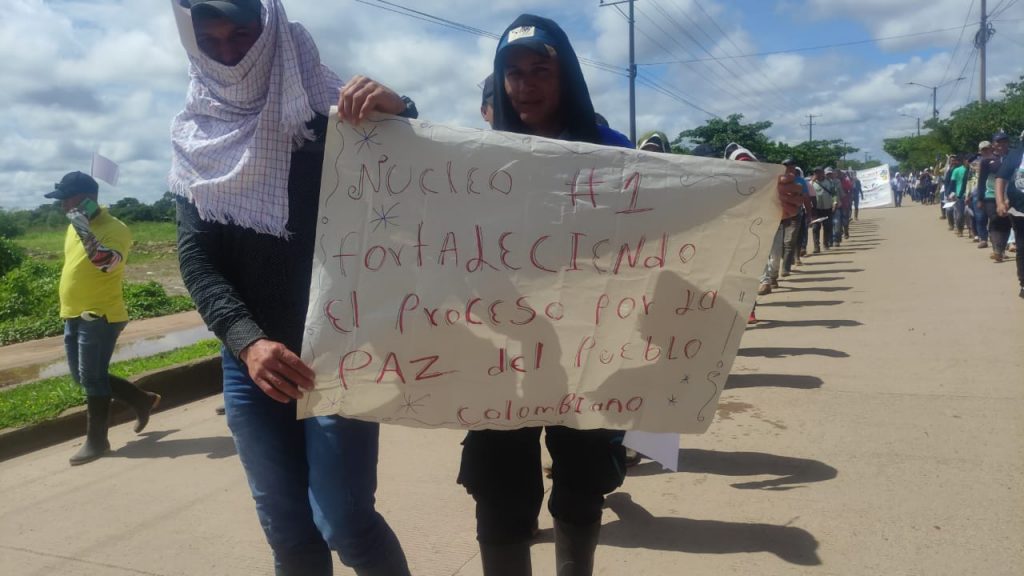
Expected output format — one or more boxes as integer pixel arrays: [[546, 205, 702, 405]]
[[683, 0, 803, 112], [644, 0, 792, 117], [353, 0, 627, 77], [635, 1, 789, 118], [610, 3, 730, 119], [938, 0, 976, 89], [638, 24, 989, 66], [636, 75, 721, 118], [937, 46, 978, 114], [993, 0, 1019, 18]]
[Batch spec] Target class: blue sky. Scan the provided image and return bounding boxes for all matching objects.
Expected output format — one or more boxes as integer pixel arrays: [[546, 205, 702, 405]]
[[0, 0, 1021, 209]]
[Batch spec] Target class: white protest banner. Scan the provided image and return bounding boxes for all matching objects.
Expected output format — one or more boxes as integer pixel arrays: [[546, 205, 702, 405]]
[[857, 164, 893, 208], [298, 113, 780, 434]]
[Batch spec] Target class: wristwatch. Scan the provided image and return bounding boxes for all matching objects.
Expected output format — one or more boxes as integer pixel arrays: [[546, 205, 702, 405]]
[[399, 95, 419, 119]]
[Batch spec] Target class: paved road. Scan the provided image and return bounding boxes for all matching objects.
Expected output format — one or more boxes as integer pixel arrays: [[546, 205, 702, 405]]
[[1, 205, 1021, 575]]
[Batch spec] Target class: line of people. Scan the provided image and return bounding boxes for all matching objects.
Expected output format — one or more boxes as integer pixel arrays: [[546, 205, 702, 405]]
[[890, 131, 1024, 298], [937, 133, 1023, 297], [751, 164, 864, 322]]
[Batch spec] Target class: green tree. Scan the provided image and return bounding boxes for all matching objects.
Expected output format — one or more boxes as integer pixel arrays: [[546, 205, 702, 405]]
[[0, 210, 25, 239], [672, 114, 774, 158]]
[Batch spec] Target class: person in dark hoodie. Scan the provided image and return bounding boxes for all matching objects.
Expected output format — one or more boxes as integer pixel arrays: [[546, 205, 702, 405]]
[[456, 14, 631, 576]]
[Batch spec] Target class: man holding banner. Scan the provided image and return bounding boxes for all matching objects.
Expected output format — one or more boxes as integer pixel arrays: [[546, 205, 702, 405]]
[[170, 1, 418, 574]]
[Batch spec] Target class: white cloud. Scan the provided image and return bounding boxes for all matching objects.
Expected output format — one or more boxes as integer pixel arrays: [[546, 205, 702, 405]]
[[0, 0, 1022, 210]]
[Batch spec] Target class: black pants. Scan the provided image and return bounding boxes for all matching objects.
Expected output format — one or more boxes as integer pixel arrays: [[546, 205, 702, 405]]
[[812, 208, 832, 249], [1012, 215, 1024, 288], [987, 203, 1011, 254], [458, 427, 626, 544]]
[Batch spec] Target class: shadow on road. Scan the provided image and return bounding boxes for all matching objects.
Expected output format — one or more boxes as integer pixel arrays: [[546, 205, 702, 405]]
[[782, 276, 844, 283], [799, 260, 853, 266], [535, 493, 822, 565], [113, 430, 237, 460], [777, 286, 853, 293], [724, 374, 824, 390], [629, 448, 839, 491], [755, 299, 843, 308], [794, 268, 864, 275], [738, 347, 849, 359], [748, 319, 862, 329]]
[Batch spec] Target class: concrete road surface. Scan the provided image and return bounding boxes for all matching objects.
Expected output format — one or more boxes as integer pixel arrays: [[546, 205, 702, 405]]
[[1, 205, 1021, 575]]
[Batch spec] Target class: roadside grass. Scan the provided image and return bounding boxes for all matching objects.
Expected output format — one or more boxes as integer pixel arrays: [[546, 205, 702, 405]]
[[15, 221, 178, 265], [0, 338, 220, 430]]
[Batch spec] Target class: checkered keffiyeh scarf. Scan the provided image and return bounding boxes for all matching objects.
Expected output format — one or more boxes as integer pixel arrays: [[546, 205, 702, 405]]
[[169, 0, 343, 237]]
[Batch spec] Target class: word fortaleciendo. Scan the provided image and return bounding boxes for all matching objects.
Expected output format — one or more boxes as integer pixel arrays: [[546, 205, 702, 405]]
[[333, 223, 700, 278]]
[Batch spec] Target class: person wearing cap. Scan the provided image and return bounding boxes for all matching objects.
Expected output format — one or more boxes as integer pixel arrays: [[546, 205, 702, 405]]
[[757, 158, 804, 295], [171, 1, 417, 574], [810, 167, 835, 253], [793, 166, 813, 264], [978, 133, 1012, 260], [923, 168, 936, 206], [825, 167, 845, 247], [456, 14, 632, 576], [481, 73, 495, 127], [946, 155, 969, 236], [995, 131, 1024, 298], [836, 170, 854, 241], [48, 172, 160, 466], [850, 170, 864, 218]]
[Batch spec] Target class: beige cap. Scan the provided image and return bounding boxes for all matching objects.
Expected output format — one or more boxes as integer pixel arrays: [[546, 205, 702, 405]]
[[978, 140, 992, 151]]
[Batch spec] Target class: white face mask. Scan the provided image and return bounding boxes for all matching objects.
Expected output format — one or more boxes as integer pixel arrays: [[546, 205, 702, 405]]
[[171, 0, 201, 58]]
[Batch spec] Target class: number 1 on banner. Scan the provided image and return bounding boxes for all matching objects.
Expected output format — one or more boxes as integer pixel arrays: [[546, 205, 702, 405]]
[[617, 172, 652, 215]]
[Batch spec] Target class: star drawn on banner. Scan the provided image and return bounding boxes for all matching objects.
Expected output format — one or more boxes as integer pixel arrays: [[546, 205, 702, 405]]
[[398, 393, 430, 415], [371, 202, 400, 232], [668, 395, 678, 406], [355, 126, 382, 154]]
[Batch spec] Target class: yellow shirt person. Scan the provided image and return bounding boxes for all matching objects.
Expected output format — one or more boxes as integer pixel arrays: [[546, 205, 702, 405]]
[[59, 207, 131, 322]]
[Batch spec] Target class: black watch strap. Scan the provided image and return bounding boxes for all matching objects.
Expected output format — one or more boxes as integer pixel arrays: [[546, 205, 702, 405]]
[[399, 95, 419, 119]]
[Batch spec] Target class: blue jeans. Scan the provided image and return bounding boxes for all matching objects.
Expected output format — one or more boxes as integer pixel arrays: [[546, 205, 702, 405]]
[[832, 208, 845, 244], [64, 317, 126, 397], [976, 200, 992, 242], [221, 349, 409, 575]]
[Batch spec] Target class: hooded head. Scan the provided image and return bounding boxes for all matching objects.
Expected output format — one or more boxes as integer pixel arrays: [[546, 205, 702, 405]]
[[492, 14, 601, 144], [639, 131, 671, 153]]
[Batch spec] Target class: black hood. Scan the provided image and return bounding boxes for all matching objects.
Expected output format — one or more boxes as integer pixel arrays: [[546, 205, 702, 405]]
[[492, 14, 601, 145]]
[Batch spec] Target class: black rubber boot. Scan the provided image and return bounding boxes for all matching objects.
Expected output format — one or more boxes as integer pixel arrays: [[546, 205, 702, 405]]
[[480, 540, 532, 576], [109, 375, 160, 433], [553, 520, 600, 576], [351, 548, 412, 576], [70, 396, 111, 466]]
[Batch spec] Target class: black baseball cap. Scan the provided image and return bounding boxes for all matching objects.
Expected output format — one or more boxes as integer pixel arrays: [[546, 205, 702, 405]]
[[189, 0, 262, 24], [781, 157, 796, 166], [992, 131, 1009, 142], [497, 23, 559, 58], [46, 171, 98, 200]]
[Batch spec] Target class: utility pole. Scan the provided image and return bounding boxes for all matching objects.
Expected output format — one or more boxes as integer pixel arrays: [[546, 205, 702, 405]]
[[977, 0, 994, 103], [900, 113, 921, 136], [600, 0, 637, 144], [803, 114, 819, 142], [907, 78, 965, 120]]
